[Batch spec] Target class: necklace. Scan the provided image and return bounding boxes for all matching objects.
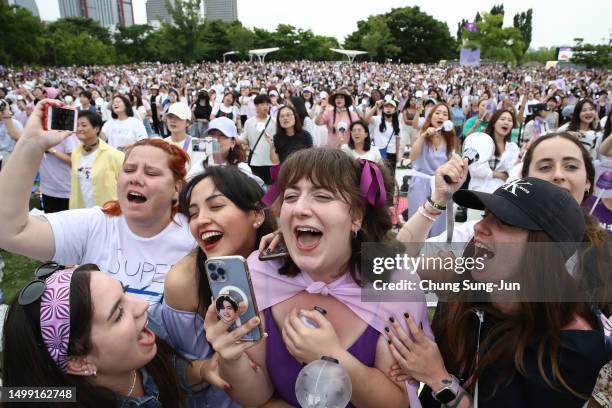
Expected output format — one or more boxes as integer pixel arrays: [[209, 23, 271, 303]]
[[82, 140, 99, 153], [126, 370, 137, 397]]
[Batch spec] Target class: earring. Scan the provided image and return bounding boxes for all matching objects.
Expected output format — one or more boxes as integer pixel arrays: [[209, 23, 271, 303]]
[[352, 229, 358, 239], [253, 222, 261, 228]]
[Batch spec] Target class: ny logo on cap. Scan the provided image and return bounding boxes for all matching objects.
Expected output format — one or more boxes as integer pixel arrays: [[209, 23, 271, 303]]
[[502, 179, 532, 196]]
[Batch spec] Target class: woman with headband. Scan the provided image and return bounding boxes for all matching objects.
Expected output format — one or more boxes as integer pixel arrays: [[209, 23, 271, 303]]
[[205, 149, 432, 408], [3, 263, 223, 407]]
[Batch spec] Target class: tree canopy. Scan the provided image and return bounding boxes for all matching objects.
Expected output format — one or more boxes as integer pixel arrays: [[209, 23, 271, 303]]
[[345, 7, 456, 63]]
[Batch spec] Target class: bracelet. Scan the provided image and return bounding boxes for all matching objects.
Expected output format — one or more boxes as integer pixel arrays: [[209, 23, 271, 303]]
[[417, 206, 437, 222], [427, 196, 447, 211], [423, 201, 442, 216]]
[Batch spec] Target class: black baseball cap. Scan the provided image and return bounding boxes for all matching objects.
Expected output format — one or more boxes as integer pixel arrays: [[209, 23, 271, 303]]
[[453, 177, 585, 258], [254, 94, 271, 105], [531, 103, 549, 115]]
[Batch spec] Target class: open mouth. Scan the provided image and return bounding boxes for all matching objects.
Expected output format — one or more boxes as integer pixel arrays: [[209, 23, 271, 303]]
[[127, 191, 147, 204], [137, 318, 156, 347], [294, 226, 323, 251], [474, 242, 495, 259], [201, 231, 223, 249]]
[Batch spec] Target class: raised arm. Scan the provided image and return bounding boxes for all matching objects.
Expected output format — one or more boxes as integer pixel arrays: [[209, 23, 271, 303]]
[[364, 101, 382, 124], [0, 100, 72, 260], [397, 156, 468, 249]]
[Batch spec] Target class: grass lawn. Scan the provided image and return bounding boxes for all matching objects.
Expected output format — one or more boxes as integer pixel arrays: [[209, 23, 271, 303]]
[[0, 250, 39, 304]]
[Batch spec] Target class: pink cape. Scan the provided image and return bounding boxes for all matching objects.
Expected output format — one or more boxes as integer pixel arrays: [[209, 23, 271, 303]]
[[248, 251, 433, 407]]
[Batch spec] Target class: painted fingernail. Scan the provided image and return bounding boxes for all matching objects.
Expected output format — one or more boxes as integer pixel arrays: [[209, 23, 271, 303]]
[[387, 339, 391, 344], [384, 327, 390, 332], [265, 248, 271, 253], [403, 312, 409, 319], [389, 316, 395, 323]]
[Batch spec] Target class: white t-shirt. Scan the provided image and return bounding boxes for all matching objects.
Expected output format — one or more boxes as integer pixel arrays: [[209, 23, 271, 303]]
[[77, 150, 98, 208], [44, 208, 196, 319], [102, 117, 148, 149], [340, 144, 384, 165], [371, 116, 398, 154], [163, 135, 208, 177], [240, 116, 276, 166]]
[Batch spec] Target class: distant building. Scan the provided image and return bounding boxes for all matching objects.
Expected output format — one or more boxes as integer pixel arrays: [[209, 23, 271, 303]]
[[5, 0, 39, 17], [58, 0, 134, 27], [146, 0, 173, 25], [204, 0, 237, 22]]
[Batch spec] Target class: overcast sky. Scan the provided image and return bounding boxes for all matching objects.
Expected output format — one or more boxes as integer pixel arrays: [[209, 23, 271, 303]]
[[36, 0, 611, 50]]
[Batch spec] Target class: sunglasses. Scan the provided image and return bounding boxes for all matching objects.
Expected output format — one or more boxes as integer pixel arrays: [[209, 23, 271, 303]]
[[18, 261, 63, 306]]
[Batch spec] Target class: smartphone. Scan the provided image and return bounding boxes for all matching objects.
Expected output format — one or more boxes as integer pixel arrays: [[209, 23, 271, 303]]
[[205, 256, 263, 342], [191, 137, 220, 154], [258, 246, 289, 261], [43, 105, 77, 132]]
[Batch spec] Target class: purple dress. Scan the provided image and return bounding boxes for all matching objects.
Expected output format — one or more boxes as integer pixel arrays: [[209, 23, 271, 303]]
[[264, 308, 379, 407], [408, 141, 449, 237]]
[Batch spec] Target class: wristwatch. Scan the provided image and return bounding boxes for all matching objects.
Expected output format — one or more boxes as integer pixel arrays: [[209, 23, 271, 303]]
[[432, 374, 460, 404]]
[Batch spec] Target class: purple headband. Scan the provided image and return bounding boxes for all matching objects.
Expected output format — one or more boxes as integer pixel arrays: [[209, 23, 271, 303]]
[[359, 159, 387, 208], [40, 269, 74, 372]]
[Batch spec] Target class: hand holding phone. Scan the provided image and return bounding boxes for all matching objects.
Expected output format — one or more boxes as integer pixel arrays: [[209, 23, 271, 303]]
[[22, 100, 74, 152], [43, 104, 77, 132], [205, 256, 263, 342]]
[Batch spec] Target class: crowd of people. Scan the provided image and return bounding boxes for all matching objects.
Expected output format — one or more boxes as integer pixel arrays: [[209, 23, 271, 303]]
[[0, 59, 611, 407]]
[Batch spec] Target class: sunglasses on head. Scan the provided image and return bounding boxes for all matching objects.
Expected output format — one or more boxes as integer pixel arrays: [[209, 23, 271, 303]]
[[18, 262, 64, 306]]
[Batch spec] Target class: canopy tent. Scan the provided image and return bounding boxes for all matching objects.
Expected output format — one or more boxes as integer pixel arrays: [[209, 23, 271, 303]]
[[222, 51, 237, 63], [248, 48, 280, 63], [330, 48, 368, 63]]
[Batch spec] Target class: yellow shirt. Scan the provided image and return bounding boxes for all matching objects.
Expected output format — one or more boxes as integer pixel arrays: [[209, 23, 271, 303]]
[[69, 139, 124, 209]]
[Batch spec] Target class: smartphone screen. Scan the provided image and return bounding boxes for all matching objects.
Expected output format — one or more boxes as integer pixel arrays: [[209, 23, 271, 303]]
[[49, 107, 77, 131], [206, 256, 262, 342]]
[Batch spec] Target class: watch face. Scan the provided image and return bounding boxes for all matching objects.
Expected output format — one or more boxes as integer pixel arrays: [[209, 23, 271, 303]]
[[436, 388, 457, 404]]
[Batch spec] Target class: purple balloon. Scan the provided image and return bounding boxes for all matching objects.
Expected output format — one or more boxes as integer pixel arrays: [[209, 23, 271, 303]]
[[596, 170, 612, 190]]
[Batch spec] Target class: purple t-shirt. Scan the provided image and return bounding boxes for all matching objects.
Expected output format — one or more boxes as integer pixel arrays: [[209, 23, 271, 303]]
[[39, 135, 79, 198], [583, 195, 612, 234]]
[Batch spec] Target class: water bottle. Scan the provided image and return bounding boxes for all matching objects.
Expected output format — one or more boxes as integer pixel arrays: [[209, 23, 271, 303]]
[[295, 356, 352, 408]]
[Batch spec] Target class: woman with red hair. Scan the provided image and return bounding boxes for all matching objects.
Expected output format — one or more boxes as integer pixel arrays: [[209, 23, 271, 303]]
[[0, 100, 196, 328]]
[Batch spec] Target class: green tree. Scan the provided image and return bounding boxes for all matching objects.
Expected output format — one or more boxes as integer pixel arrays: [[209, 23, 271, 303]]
[[571, 43, 612, 68], [226, 21, 254, 57], [47, 31, 115, 66], [489, 4, 504, 28], [359, 15, 400, 61], [457, 18, 468, 42], [345, 7, 455, 63], [385, 7, 456, 62], [47, 17, 112, 45], [523, 47, 556, 64], [463, 12, 524, 65], [164, 0, 206, 62], [200, 20, 232, 61], [114, 24, 155, 63], [0, 4, 44, 65], [513, 9, 533, 53]]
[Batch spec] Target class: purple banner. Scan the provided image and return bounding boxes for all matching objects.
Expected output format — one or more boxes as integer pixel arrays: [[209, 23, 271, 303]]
[[460, 47, 480, 66]]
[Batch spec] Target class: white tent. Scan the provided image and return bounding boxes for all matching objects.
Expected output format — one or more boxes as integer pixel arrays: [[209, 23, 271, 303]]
[[222, 51, 237, 63], [248, 47, 280, 63], [330, 48, 368, 63]]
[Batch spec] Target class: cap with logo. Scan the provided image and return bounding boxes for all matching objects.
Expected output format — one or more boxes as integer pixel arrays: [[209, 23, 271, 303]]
[[206, 117, 237, 138], [453, 177, 585, 257], [167, 102, 191, 121]]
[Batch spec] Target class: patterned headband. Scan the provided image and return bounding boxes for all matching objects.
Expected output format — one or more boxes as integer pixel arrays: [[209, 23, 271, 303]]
[[40, 269, 74, 372]]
